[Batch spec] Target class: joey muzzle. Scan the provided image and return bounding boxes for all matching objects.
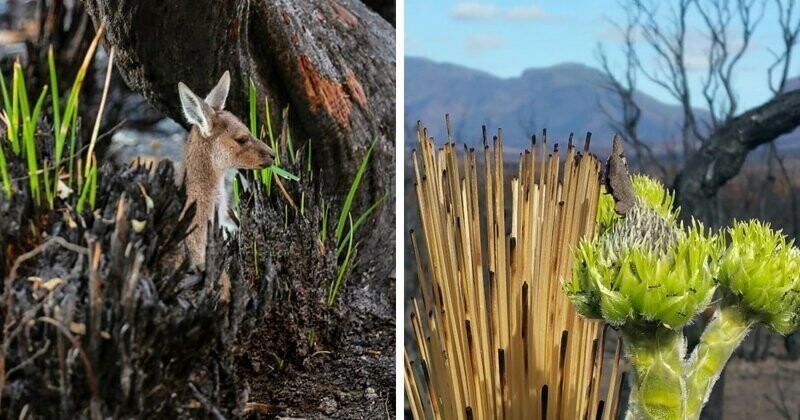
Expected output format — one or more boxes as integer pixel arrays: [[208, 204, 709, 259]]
[[258, 142, 276, 168]]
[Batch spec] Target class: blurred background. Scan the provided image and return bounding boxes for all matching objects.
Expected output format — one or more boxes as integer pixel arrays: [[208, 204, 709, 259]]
[[405, 0, 800, 418]]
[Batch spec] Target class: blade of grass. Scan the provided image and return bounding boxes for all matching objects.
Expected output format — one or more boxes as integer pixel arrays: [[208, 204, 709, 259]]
[[0, 69, 18, 154], [84, 46, 115, 176], [232, 175, 240, 213], [285, 109, 295, 164], [334, 140, 375, 243], [264, 96, 276, 162], [259, 94, 280, 190], [88, 159, 97, 209], [31, 86, 48, 205], [48, 47, 61, 144], [76, 155, 96, 213], [249, 79, 257, 135], [43, 158, 53, 207], [67, 109, 78, 189], [57, 25, 104, 144], [328, 213, 354, 306], [0, 142, 10, 196], [10, 61, 20, 154], [16, 64, 44, 204], [271, 165, 298, 181], [336, 192, 388, 255]]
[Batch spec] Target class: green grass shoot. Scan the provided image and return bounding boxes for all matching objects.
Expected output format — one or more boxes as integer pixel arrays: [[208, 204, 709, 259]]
[[233, 176, 241, 213], [0, 27, 104, 210], [0, 140, 10, 196], [327, 213, 354, 305], [76, 156, 96, 213], [336, 192, 388, 255], [334, 140, 376, 243]]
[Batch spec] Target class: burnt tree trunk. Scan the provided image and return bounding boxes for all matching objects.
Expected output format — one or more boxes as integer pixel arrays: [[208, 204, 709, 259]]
[[674, 89, 800, 224], [80, 0, 396, 277]]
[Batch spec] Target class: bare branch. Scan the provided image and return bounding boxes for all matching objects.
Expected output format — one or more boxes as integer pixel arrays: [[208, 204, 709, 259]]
[[768, 0, 800, 94]]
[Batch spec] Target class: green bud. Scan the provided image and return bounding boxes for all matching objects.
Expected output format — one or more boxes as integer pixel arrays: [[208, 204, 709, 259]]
[[718, 220, 800, 334], [630, 174, 677, 221], [568, 204, 718, 330]]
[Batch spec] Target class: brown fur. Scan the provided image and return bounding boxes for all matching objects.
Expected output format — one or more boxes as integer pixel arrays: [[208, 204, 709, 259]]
[[180, 92, 274, 268]]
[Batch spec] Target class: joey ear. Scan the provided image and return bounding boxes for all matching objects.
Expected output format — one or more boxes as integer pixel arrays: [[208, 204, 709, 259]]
[[205, 71, 231, 111], [178, 82, 214, 137]]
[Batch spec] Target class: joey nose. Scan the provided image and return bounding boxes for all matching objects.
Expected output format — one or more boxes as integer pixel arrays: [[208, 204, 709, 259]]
[[260, 146, 275, 167]]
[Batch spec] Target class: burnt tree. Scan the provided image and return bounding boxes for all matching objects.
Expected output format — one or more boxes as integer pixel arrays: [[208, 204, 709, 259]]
[[80, 0, 396, 277], [599, 0, 800, 227]]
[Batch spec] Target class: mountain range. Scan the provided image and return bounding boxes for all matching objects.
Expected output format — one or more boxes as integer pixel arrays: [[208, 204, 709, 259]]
[[405, 56, 705, 156]]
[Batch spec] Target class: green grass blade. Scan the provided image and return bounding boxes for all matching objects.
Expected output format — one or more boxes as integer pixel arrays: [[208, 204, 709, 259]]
[[76, 157, 96, 213], [43, 157, 53, 208], [286, 123, 295, 164], [58, 65, 85, 142], [67, 108, 78, 189], [10, 64, 20, 154], [335, 140, 375, 243], [233, 175, 240, 213], [48, 47, 61, 143], [271, 165, 299, 181], [249, 79, 257, 135], [32, 88, 49, 205], [89, 160, 97, 209], [265, 97, 275, 160], [0, 143, 11, 197], [0, 70, 18, 154], [337, 192, 387, 255], [16, 66, 40, 204], [328, 213, 354, 306]]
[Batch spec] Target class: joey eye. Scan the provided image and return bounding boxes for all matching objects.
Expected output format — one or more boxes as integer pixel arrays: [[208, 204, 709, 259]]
[[235, 136, 248, 145]]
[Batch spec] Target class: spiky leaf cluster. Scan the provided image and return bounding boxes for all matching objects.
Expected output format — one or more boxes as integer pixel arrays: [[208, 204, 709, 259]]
[[718, 221, 800, 334], [596, 175, 677, 235], [570, 175, 717, 330]]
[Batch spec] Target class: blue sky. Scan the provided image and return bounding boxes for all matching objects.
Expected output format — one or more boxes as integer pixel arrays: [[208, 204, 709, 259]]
[[405, 0, 795, 112]]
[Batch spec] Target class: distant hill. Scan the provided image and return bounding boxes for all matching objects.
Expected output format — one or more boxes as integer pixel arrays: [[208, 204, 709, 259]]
[[405, 56, 702, 155]]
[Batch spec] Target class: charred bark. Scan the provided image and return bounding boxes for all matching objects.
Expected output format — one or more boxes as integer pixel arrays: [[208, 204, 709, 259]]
[[80, 0, 396, 277], [674, 89, 800, 224]]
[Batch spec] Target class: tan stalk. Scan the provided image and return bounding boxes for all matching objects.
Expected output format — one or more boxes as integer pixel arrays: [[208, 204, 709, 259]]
[[405, 120, 623, 419]]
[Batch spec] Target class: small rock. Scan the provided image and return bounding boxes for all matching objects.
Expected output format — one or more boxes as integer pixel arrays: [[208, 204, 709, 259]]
[[365, 387, 377, 400], [318, 396, 337, 415]]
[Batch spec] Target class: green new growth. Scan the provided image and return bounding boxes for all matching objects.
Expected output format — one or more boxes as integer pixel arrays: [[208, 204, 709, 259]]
[[565, 175, 800, 419]]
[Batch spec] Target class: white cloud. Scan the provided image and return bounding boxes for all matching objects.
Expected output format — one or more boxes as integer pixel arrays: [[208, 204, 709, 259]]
[[466, 34, 504, 54], [451, 2, 498, 20], [451, 2, 552, 21], [504, 5, 547, 21]]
